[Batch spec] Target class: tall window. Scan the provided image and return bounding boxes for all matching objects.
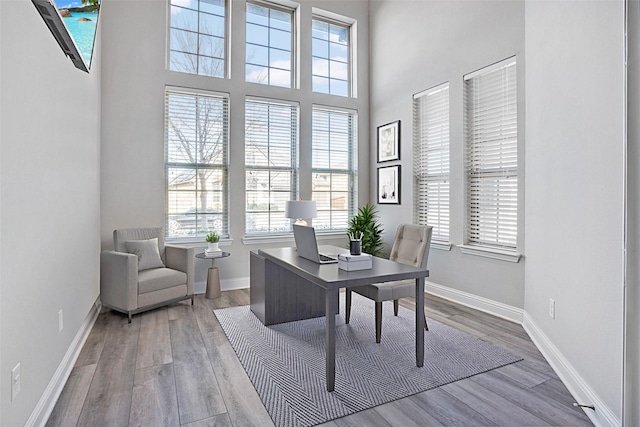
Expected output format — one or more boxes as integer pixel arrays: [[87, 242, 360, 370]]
[[312, 107, 357, 231], [464, 58, 518, 249], [413, 83, 450, 243], [165, 88, 229, 238], [246, 2, 293, 88], [169, 0, 226, 78], [245, 99, 299, 234], [311, 18, 349, 97]]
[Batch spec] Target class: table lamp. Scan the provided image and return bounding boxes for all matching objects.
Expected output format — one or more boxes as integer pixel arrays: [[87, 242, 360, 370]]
[[285, 200, 317, 226]]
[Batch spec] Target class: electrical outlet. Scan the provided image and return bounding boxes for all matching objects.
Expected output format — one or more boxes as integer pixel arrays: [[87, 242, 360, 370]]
[[549, 298, 556, 319], [11, 363, 21, 401], [58, 309, 64, 333]]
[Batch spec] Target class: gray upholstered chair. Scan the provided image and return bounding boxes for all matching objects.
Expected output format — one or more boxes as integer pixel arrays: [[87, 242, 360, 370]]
[[100, 227, 195, 322], [346, 224, 433, 343]]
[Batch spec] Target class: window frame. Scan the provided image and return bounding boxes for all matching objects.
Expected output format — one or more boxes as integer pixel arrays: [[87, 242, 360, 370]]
[[164, 87, 230, 240], [311, 105, 358, 232], [311, 12, 354, 97], [413, 82, 451, 247]]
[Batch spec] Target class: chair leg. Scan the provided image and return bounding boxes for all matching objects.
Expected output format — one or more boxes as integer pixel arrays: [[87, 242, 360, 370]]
[[375, 302, 382, 343], [424, 308, 429, 331], [345, 289, 352, 324], [128, 312, 132, 324], [394, 299, 399, 316], [191, 295, 195, 305]]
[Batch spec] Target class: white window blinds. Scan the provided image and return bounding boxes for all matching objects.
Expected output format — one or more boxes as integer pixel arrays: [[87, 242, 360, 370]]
[[165, 88, 229, 238], [464, 58, 518, 249], [312, 106, 358, 231], [245, 98, 299, 234], [413, 83, 450, 242]]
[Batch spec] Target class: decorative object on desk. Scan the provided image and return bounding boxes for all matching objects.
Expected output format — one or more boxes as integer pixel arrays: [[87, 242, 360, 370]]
[[346, 203, 384, 257], [338, 253, 372, 271], [347, 230, 362, 255], [205, 231, 220, 252], [377, 120, 400, 162], [377, 165, 401, 205], [204, 249, 223, 258], [214, 293, 521, 427], [284, 200, 317, 226]]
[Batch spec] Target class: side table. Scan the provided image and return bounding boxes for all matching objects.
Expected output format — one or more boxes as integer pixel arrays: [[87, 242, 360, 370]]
[[195, 251, 230, 299]]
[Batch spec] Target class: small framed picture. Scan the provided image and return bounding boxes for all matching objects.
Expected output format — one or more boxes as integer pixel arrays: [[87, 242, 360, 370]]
[[377, 165, 401, 205], [377, 120, 400, 163]]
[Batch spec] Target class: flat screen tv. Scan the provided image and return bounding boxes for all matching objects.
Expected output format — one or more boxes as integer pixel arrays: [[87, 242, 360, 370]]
[[32, 0, 100, 73]]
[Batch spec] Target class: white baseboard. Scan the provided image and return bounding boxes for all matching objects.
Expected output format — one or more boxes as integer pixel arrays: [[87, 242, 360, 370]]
[[522, 313, 620, 427], [195, 277, 250, 294], [425, 280, 524, 324], [26, 297, 101, 427]]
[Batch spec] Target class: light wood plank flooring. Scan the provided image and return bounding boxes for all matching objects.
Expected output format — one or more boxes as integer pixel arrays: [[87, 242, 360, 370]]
[[46, 290, 593, 426]]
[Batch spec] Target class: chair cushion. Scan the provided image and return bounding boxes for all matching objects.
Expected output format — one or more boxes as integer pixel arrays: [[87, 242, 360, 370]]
[[354, 279, 416, 302], [125, 238, 165, 271], [138, 267, 186, 294]]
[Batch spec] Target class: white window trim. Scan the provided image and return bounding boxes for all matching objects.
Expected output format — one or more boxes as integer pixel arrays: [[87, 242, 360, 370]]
[[241, 230, 344, 245], [431, 241, 452, 251], [458, 244, 521, 263]]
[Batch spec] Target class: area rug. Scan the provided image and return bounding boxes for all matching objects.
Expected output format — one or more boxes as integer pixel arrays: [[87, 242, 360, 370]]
[[213, 294, 522, 427]]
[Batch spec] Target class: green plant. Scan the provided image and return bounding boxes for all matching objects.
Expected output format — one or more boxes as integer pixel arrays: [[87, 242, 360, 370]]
[[346, 203, 384, 257], [205, 231, 220, 243]]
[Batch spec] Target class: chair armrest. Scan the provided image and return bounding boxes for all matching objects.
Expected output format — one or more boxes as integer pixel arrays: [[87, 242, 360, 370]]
[[100, 250, 138, 311], [165, 245, 195, 294]]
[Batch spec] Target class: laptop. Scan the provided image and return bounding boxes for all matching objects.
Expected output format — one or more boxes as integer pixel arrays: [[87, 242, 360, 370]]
[[293, 224, 338, 264]]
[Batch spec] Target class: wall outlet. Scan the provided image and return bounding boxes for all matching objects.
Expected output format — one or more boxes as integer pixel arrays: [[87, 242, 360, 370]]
[[549, 298, 556, 319], [11, 363, 21, 401], [58, 309, 64, 333]]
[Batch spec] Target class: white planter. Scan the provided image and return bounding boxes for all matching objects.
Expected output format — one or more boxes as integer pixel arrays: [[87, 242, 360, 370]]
[[207, 242, 219, 252]]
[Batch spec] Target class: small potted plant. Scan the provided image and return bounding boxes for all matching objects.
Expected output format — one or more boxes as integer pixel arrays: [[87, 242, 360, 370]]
[[205, 231, 220, 252]]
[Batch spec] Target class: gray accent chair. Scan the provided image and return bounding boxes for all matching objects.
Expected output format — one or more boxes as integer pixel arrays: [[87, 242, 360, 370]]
[[346, 224, 433, 343], [100, 227, 195, 322]]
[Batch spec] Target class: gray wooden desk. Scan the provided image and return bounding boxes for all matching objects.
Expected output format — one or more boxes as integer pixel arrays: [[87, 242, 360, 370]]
[[251, 245, 429, 392]]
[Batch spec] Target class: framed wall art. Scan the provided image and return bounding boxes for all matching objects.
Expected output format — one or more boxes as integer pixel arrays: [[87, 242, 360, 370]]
[[377, 165, 401, 204], [377, 120, 400, 162]]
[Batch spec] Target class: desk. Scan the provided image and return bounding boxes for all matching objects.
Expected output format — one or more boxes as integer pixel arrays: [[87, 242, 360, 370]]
[[251, 245, 429, 392]]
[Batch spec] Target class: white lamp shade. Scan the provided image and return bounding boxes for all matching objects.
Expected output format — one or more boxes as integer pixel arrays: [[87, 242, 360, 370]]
[[285, 200, 317, 221]]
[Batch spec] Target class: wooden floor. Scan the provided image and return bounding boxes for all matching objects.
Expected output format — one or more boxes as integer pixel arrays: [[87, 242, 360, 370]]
[[46, 290, 593, 427]]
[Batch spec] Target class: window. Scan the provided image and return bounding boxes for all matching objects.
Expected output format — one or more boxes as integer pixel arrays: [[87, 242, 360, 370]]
[[312, 107, 357, 231], [165, 88, 229, 238], [413, 83, 450, 243], [312, 18, 350, 96], [246, 2, 293, 88], [169, 0, 226, 78], [464, 58, 518, 249], [245, 99, 299, 234]]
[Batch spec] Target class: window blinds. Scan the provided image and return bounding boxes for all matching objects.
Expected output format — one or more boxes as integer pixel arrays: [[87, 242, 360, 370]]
[[464, 58, 518, 249], [312, 106, 358, 231], [413, 83, 450, 242]]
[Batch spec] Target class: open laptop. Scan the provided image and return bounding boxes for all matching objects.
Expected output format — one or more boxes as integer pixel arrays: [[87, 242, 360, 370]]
[[293, 224, 338, 264]]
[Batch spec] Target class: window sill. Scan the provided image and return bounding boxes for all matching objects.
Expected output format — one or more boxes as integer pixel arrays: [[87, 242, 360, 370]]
[[166, 237, 233, 248], [241, 231, 346, 246], [458, 244, 522, 263], [431, 241, 452, 251]]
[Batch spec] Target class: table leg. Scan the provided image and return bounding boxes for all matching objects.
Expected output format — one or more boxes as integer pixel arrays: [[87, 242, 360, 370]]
[[415, 277, 425, 367], [325, 288, 338, 392], [206, 266, 221, 299]]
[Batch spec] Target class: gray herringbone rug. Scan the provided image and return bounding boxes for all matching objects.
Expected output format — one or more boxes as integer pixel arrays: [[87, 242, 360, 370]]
[[214, 294, 522, 427]]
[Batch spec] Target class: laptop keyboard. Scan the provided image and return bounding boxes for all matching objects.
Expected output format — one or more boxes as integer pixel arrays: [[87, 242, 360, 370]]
[[319, 254, 336, 262]]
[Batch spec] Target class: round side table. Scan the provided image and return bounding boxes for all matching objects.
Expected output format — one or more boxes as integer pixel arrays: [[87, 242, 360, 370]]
[[195, 251, 230, 299]]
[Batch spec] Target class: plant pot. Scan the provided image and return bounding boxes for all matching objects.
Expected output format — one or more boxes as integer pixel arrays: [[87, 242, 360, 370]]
[[208, 242, 219, 252]]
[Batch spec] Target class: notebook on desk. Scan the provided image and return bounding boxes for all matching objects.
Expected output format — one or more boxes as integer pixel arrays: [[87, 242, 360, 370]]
[[293, 224, 338, 264]]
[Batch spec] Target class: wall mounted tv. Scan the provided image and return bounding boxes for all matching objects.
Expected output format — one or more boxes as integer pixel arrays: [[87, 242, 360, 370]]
[[32, 0, 100, 73]]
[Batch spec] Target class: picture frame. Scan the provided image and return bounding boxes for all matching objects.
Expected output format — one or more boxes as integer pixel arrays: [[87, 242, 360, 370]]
[[377, 165, 401, 205], [377, 120, 400, 162]]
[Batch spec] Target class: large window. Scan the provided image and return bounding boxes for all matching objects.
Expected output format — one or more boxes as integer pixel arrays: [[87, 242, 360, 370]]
[[165, 88, 229, 238], [246, 2, 293, 88], [413, 83, 450, 243], [311, 18, 350, 97], [245, 99, 299, 234], [169, 0, 226, 78], [312, 107, 357, 231], [464, 58, 518, 249]]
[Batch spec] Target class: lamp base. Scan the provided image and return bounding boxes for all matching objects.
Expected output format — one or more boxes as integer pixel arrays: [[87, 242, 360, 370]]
[[294, 219, 308, 226]]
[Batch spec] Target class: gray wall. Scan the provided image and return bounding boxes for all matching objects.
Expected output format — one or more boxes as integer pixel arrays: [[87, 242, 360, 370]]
[[627, 1, 639, 425], [524, 1, 624, 424], [0, 1, 102, 425], [100, 0, 370, 286], [368, 0, 526, 309]]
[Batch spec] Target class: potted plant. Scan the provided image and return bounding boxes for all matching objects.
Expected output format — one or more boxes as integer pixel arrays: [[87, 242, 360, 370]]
[[346, 203, 385, 257], [205, 231, 220, 252]]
